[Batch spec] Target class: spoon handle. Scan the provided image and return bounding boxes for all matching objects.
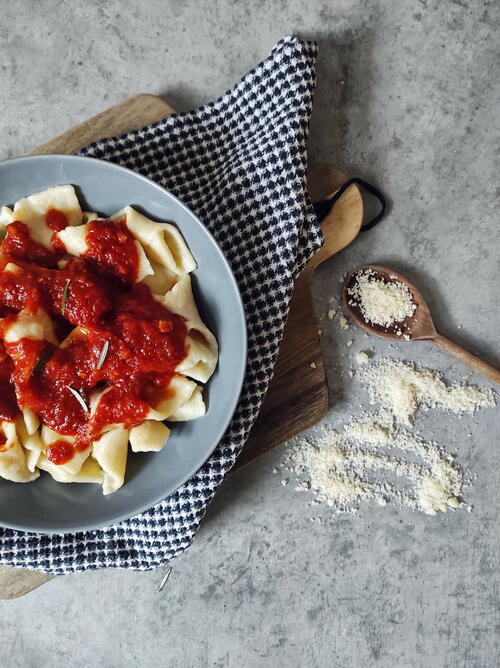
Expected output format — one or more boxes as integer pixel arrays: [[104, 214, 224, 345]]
[[433, 333, 500, 384]]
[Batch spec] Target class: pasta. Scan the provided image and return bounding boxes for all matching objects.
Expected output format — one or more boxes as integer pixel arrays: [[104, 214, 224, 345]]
[[162, 275, 218, 383], [91, 426, 129, 495], [15, 415, 43, 472], [114, 206, 197, 274], [0, 185, 218, 494], [57, 223, 154, 282], [130, 420, 171, 453], [0, 206, 13, 238], [0, 420, 39, 482], [12, 185, 83, 248]]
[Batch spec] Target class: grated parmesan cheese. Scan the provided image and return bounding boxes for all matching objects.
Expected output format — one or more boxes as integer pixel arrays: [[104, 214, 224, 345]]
[[362, 359, 495, 424], [339, 314, 349, 330], [347, 269, 416, 328], [290, 415, 464, 516], [282, 357, 496, 517], [356, 351, 370, 365]]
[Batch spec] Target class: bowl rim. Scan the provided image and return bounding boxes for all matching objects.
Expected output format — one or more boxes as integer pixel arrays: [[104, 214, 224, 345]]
[[0, 154, 247, 533]]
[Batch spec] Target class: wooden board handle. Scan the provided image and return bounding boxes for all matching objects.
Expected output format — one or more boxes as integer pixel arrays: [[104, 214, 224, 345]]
[[433, 333, 500, 384], [0, 565, 54, 599], [304, 166, 364, 275]]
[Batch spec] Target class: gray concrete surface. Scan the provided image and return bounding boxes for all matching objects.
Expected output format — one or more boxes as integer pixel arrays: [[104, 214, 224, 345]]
[[1, 1, 499, 666]]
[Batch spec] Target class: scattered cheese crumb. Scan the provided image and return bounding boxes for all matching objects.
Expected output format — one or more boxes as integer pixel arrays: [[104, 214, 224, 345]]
[[347, 269, 416, 328], [346, 340, 353, 347], [339, 314, 349, 330], [362, 359, 495, 424], [416, 462, 462, 516], [281, 357, 496, 518], [310, 362, 317, 369], [291, 415, 465, 516], [281, 479, 289, 487], [272, 467, 279, 474], [356, 351, 370, 365], [327, 308, 337, 320]]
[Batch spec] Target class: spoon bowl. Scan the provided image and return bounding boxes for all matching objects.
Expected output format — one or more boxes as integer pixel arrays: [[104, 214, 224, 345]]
[[342, 264, 500, 384], [342, 264, 436, 341]]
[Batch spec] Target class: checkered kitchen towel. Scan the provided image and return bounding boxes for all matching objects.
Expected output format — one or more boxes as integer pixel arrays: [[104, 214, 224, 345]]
[[0, 36, 323, 573]]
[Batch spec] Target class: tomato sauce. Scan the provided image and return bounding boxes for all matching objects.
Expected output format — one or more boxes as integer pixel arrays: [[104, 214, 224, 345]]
[[46, 439, 74, 465], [0, 213, 188, 461], [45, 208, 70, 252], [85, 218, 140, 285], [2, 221, 61, 268], [45, 208, 69, 232], [0, 431, 8, 452], [0, 341, 18, 422]]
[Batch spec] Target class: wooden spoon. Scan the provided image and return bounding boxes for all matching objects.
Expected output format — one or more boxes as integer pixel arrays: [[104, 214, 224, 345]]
[[342, 264, 500, 384]]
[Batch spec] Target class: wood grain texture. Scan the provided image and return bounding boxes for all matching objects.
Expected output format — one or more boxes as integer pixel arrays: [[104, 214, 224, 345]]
[[0, 565, 54, 599], [0, 95, 362, 598], [432, 335, 500, 383], [31, 94, 175, 155]]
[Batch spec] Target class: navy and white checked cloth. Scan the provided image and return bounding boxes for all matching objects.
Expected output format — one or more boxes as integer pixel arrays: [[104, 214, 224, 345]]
[[0, 36, 323, 573]]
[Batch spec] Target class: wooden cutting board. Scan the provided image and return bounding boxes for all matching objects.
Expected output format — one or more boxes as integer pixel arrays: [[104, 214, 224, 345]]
[[0, 94, 363, 598]]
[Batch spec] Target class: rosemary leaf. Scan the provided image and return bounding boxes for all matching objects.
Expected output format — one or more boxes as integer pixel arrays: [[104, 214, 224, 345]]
[[96, 340, 109, 370], [32, 348, 52, 376], [65, 385, 89, 413], [61, 279, 71, 315], [157, 566, 172, 592]]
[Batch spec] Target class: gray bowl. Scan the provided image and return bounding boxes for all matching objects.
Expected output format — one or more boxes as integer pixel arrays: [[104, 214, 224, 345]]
[[0, 155, 246, 533]]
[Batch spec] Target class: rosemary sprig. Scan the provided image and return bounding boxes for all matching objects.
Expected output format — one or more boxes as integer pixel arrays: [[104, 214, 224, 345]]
[[65, 385, 89, 413], [32, 348, 52, 376], [96, 340, 109, 370], [157, 566, 172, 593], [61, 279, 71, 315]]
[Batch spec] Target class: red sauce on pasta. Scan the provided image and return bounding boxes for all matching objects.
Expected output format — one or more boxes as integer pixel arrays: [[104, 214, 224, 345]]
[[84, 218, 139, 285], [45, 209, 69, 232], [0, 342, 18, 422], [45, 209, 70, 252], [2, 221, 61, 268], [46, 439, 73, 465], [0, 214, 187, 461], [0, 431, 8, 451]]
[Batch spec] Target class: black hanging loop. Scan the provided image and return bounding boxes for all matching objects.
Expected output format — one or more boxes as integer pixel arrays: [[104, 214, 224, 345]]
[[313, 177, 386, 231]]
